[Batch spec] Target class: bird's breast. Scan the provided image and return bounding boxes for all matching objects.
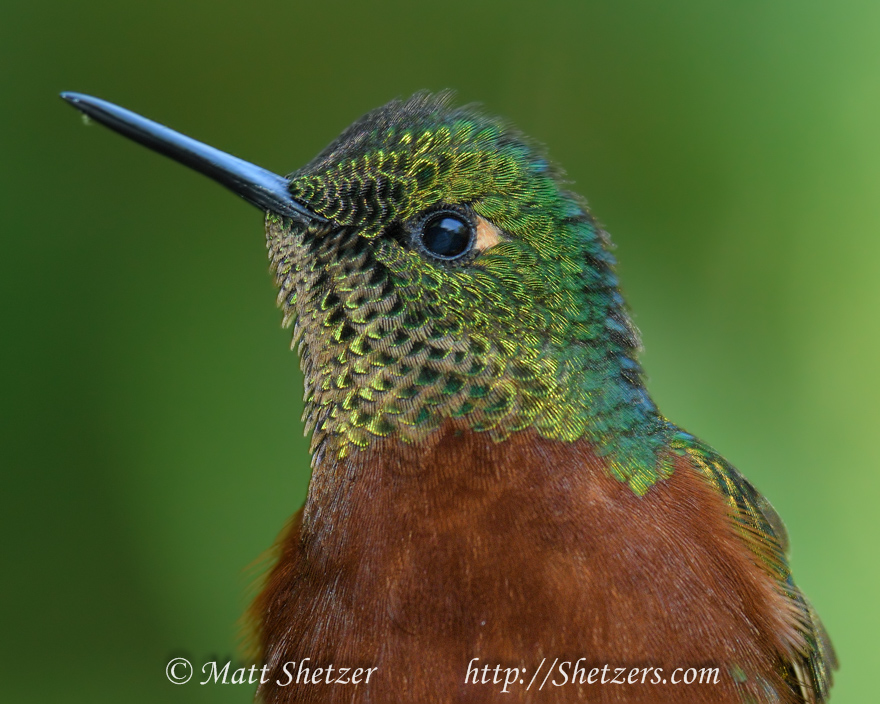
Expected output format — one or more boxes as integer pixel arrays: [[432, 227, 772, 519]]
[[254, 421, 795, 703]]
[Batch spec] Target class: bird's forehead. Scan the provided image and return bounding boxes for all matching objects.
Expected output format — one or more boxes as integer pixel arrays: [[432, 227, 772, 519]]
[[285, 93, 549, 237], [295, 92, 498, 173]]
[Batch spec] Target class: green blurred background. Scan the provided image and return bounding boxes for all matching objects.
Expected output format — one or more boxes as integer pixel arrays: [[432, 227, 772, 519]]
[[2, 0, 876, 701]]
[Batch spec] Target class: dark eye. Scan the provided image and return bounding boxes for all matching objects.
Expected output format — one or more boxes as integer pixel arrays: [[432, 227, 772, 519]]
[[417, 211, 474, 260]]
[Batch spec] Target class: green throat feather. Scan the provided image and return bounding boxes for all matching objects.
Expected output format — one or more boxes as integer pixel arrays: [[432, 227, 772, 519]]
[[268, 92, 673, 494]]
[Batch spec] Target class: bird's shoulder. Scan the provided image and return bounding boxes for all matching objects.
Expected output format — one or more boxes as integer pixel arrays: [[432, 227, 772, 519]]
[[665, 429, 836, 703]]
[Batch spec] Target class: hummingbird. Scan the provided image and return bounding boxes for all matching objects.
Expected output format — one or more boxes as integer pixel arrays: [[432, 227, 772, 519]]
[[62, 91, 835, 703]]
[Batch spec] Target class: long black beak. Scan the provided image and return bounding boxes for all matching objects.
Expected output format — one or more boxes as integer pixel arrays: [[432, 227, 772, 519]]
[[60, 92, 323, 223]]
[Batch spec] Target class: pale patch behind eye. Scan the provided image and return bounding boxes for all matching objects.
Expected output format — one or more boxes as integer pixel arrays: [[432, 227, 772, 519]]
[[474, 215, 504, 252]]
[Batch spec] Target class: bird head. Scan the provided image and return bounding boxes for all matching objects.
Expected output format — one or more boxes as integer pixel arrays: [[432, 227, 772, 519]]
[[63, 91, 670, 490]]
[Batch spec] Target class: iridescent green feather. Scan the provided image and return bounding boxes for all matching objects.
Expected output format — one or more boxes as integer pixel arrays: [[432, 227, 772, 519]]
[[271, 92, 672, 492]]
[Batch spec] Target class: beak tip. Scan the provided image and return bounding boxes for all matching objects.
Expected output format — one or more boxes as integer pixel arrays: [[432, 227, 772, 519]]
[[60, 91, 84, 106]]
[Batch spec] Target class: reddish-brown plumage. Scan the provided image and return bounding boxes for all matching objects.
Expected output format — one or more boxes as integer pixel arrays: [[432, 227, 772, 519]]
[[253, 422, 802, 703]]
